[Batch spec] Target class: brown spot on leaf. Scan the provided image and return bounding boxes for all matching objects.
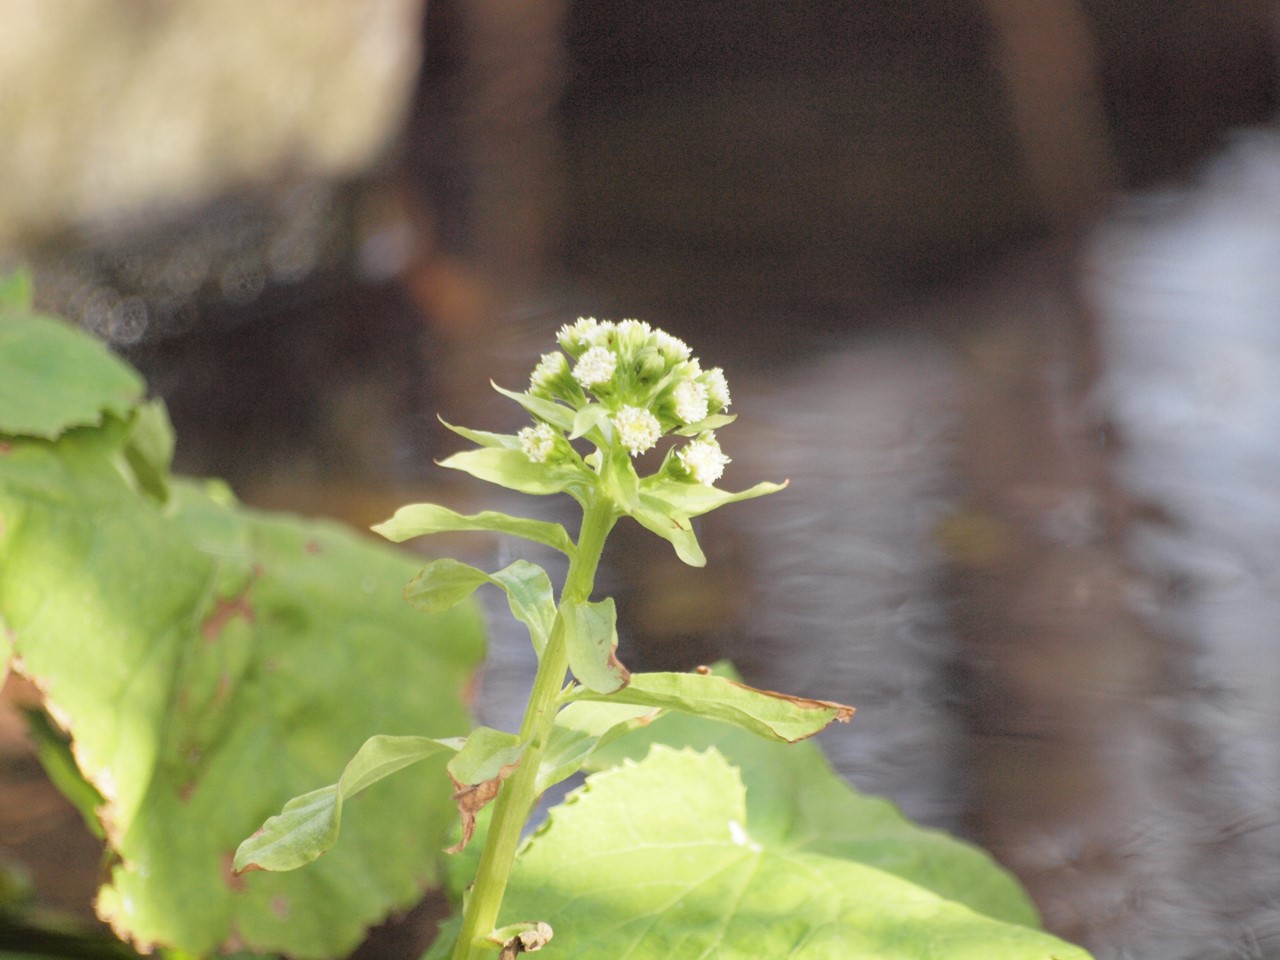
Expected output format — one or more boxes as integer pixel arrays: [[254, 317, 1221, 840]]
[[270, 895, 290, 918], [304, 539, 323, 554], [726, 679, 855, 731], [446, 756, 523, 855], [221, 851, 248, 891], [178, 780, 196, 803], [607, 649, 631, 689], [0, 442, 11, 455], [497, 921, 554, 958], [202, 590, 254, 643]]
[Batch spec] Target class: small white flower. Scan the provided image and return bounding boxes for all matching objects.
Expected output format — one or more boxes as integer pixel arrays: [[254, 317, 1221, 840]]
[[701, 367, 731, 410], [518, 422, 558, 463], [616, 318, 652, 342], [672, 379, 709, 424], [612, 405, 662, 456], [558, 317, 604, 352], [572, 345, 618, 388], [529, 351, 569, 396], [653, 329, 691, 362], [677, 434, 730, 485]]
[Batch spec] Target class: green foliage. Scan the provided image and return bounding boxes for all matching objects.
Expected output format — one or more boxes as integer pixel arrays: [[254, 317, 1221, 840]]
[[1, 292, 1094, 960], [428, 746, 1090, 960], [0, 286, 486, 957]]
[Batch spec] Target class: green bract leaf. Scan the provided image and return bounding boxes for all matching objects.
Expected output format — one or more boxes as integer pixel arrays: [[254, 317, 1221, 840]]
[[488, 561, 557, 656], [0, 311, 143, 439], [373, 502, 576, 558], [431, 747, 1092, 960], [439, 417, 521, 449], [0, 423, 484, 957], [491, 383, 575, 431], [673, 412, 736, 436], [568, 403, 611, 442], [536, 700, 658, 794], [638, 476, 788, 518], [405, 559, 556, 656], [234, 735, 462, 874], [404, 557, 493, 613], [628, 499, 705, 567], [439, 448, 585, 497], [561, 598, 629, 694], [572, 670, 852, 742]]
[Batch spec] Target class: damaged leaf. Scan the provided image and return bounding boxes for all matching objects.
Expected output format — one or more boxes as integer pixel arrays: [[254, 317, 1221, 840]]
[[560, 598, 629, 694], [0, 397, 485, 957], [445, 727, 526, 854], [570, 669, 851, 742]]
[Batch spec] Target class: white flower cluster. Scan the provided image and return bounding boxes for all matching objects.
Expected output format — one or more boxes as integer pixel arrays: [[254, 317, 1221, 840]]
[[516, 317, 734, 483], [677, 433, 731, 485], [517, 422, 558, 463]]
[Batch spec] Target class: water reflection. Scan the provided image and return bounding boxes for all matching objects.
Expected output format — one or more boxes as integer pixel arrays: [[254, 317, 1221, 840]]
[[446, 131, 1280, 960]]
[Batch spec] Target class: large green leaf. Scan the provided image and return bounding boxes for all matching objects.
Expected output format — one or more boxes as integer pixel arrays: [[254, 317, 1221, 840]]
[[0, 421, 485, 957], [588, 693, 1041, 930], [0, 311, 143, 439], [432, 747, 1091, 959]]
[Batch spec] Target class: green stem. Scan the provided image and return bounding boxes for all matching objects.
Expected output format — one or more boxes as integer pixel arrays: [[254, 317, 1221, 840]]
[[451, 494, 616, 960]]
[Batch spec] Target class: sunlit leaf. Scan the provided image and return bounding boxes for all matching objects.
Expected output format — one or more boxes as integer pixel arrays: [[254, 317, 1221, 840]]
[[0, 311, 142, 439], [373, 503, 575, 558], [430, 748, 1093, 960], [587, 663, 1045, 929], [0, 423, 485, 958]]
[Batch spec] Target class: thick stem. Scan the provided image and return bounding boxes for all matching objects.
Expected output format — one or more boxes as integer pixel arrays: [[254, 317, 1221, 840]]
[[451, 495, 616, 959]]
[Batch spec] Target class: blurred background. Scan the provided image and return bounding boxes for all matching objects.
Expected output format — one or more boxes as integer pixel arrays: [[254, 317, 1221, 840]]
[[1, 2, 1279, 958]]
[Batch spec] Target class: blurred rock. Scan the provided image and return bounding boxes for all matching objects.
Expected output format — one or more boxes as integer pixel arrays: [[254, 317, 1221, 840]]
[[0, 0, 424, 244]]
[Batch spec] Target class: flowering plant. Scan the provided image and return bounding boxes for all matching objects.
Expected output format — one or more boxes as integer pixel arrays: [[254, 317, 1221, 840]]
[[234, 318, 860, 957]]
